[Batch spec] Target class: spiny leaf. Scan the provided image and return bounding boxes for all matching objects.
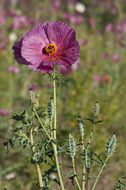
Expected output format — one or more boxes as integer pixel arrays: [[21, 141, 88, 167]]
[[114, 177, 126, 189], [11, 111, 25, 121], [83, 118, 94, 124], [94, 120, 103, 124]]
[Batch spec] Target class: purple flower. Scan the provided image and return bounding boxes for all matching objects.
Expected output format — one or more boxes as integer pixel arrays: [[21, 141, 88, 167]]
[[58, 65, 72, 75], [101, 52, 108, 59], [28, 84, 39, 91], [112, 54, 120, 62], [12, 21, 80, 73], [111, 7, 118, 15], [58, 59, 80, 75], [0, 109, 10, 116], [0, 15, 6, 24], [0, 34, 8, 50], [13, 15, 30, 29], [105, 23, 114, 32], [52, 0, 60, 11], [93, 74, 102, 82], [21, 0, 27, 4], [71, 59, 80, 71], [43, 83, 53, 88], [89, 18, 96, 29], [8, 66, 20, 74], [62, 12, 70, 20], [69, 14, 84, 25], [104, 2, 112, 9], [80, 39, 88, 46]]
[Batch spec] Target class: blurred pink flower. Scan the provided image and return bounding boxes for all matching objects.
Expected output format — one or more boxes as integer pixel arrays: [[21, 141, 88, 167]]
[[8, 66, 20, 74], [0, 35, 8, 50], [10, 10, 18, 17], [111, 7, 118, 15], [43, 83, 53, 88], [63, 13, 84, 25], [21, 0, 27, 4], [93, 74, 102, 82], [123, 25, 126, 33], [112, 54, 120, 62], [13, 15, 30, 29], [62, 12, 70, 20], [52, 0, 60, 11], [58, 59, 80, 74], [101, 52, 108, 59], [3, 10, 17, 17], [116, 20, 126, 33], [58, 65, 72, 75], [3, 10, 10, 17], [104, 3, 112, 9], [0, 109, 10, 116], [71, 59, 80, 71], [80, 39, 88, 46], [89, 18, 95, 29], [0, 15, 6, 24], [105, 23, 114, 32], [69, 14, 84, 25], [28, 84, 39, 91]]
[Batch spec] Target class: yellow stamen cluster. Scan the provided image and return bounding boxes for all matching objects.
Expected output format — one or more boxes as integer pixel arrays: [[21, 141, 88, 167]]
[[45, 43, 57, 55]]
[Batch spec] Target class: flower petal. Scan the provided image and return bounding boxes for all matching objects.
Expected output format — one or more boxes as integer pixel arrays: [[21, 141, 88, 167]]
[[28, 61, 53, 73], [21, 24, 50, 64], [12, 38, 30, 65]]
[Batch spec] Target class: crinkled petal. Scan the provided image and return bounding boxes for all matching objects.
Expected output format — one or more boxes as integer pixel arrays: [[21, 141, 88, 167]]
[[60, 40, 80, 67], [28, 61, 53, 73], [43, 21, 77, 49], [21, 24, 50, 64], [42, 22, 80, 67], [58, 65, 72, 75], [12, 38, 30, 65]]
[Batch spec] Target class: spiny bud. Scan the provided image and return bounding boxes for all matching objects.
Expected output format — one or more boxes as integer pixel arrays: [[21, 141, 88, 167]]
[[48, 97, 54, 121], [94, 101, 100, 117], [107, 135, 116, 158], [85, 145, 92, 172], [77, 115, 84, 139], [68, 134, 76, 158], [30, 91, 39, 108]]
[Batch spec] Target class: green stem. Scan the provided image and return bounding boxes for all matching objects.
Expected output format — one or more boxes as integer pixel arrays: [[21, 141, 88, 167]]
[[91, 157, 109, 190], [33, 107, 51, 140], [88, 123, 95, 145], [72, 158, 81, 190], [50, 120, 53, 138], [82, 139, 86, 190], [52, 69, 65, 190], [85, 171, 89, 190], [84, 123, 95, 190], [30, 128, 44, 190]]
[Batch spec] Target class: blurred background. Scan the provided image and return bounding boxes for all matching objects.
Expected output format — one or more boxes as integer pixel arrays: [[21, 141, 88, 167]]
[[0, 0, 126, 189]]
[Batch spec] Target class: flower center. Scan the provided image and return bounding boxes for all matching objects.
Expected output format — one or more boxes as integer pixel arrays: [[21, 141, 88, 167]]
[[45, 43, 57, 55]]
